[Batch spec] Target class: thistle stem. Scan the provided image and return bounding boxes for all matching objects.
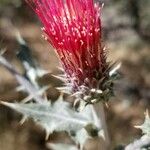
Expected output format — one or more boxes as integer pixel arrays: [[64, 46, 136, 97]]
[[94, 102, 110, 150]]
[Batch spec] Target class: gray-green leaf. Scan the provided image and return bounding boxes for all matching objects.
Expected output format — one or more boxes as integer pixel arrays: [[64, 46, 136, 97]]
[[1, 96, 101, 140]]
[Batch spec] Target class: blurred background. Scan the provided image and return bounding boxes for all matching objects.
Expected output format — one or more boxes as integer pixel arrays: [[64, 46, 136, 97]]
[[0, 0, 149, 149]]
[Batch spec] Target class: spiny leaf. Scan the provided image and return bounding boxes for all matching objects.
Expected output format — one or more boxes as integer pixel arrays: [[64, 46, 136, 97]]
[[0, 96, 101, 140], [135, 110, 150, 136], [0, 55, 47, 103], [16, 32, 50, 82], [125, 135, 150, 150], [73, 128, 90, 150], [46, 143, 78, 150]]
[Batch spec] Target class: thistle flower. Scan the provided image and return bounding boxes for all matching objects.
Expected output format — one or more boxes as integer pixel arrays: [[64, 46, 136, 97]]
[[26, 0, 116, 105]]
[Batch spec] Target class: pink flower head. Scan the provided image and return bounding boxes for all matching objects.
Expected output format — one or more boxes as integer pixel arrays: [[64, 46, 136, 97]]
[[26, 0, 112, 104]]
